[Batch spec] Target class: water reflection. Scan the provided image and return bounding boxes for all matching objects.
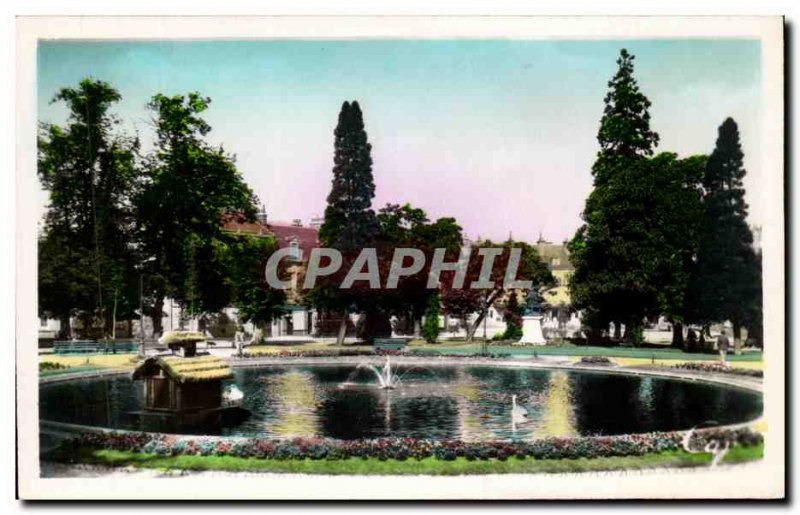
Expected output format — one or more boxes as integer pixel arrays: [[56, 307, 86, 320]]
[[532, 371, 577, 438], [40, 365, 762, 441]]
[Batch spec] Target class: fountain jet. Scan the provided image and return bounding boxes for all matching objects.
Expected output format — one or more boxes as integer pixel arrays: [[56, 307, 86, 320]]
[[361, 356, 401, 389]]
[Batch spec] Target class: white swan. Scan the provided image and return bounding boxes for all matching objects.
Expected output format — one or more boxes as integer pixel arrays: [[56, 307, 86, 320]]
[[511, 394, 528, 424]]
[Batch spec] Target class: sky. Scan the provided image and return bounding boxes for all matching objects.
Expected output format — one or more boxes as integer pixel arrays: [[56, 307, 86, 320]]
[[37, 39, 763, 243]]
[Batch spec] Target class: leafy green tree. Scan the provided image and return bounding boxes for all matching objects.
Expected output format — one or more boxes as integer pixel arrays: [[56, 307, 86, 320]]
[[315, 101, 381, 343], [376, 203, 463, 336], [38, 79, 140, 339], [421, 292, 441, 343], [568, 49, 662, 345], [136, 92, 257, 334], [688, 118, 762, 344], [444, 239, 552, 342], [220, 231, 287, 334], [654, 154, 707, 347]]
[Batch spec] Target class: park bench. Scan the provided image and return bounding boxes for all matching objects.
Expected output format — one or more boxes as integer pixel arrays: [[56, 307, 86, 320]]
[[53, 340, 138, 354], [373, 338, 407, 352]]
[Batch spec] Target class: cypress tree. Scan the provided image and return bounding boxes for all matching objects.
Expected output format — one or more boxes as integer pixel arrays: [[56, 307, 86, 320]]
[[315, 101, 382, 343], [690, 118, 761, 345], [319, 100, 379, 250]]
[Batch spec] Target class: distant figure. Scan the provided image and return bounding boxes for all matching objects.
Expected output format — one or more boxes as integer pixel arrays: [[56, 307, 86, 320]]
[[717, 329, 731, 367], [234, 327, 245, 357]]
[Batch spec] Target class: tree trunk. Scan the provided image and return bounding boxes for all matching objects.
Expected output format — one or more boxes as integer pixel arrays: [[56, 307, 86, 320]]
[[624, 317, 643, 346], [732, 322, 742, 355], [111, 294, 118, 354], [613, 321, 622, 340], [466, 291, 499, 343], [413, 317, 421, 338], [151, 296, 164, 336], [58, 313, 71, 340], [671, 322, 684, 348], [336, 314, 347, 346]]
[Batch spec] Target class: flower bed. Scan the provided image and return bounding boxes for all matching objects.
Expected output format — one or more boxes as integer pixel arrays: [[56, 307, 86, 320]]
[[241, 348, 502, 359], [672, 362, 763, 378], [577, 356, 614, 365], [63, 428, 761, 462]]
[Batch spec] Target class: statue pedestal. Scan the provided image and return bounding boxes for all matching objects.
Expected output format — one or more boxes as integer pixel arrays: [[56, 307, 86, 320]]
[[518, 315, 546, 345]]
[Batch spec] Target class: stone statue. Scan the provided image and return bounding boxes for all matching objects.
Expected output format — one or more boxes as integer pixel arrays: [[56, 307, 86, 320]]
[[523, 291, 541, 316]]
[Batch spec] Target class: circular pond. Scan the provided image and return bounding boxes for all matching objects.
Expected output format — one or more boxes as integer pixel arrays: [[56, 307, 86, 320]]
[[40, 363, 762, 441]]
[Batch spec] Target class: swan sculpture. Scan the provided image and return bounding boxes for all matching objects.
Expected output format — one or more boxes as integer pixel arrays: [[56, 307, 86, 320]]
[[681, 427, 730, 467]]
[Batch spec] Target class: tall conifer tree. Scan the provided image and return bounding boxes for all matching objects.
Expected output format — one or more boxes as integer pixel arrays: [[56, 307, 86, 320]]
[[689, 118, 761, 343], [568, 49, 662, 344], [319, 101, 378, 250], [315, 101, 382, 343]]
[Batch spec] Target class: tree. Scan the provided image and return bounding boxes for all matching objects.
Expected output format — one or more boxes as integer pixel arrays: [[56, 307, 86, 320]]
[[441, 287, 482, 335], [315, 100, 381, 343], [503, 291, 523, 341], [422, 292, 441, 343], [221, 231, 287, 335], [595, 48, 659, 177], [38, 79, 140, 339], [654, 155, 706, 347], [136, 92, 257, 334], [568, 48, 662, 345], [376, 203, 463, 336], [319, 101, 379, 250], [442, 239, 552, 342], [688, 118, 762, 344]]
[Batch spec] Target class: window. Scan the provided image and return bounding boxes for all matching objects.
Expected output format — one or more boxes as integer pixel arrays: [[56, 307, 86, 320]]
[[289, 240, 302, 261], [550, 257, 560, 267]]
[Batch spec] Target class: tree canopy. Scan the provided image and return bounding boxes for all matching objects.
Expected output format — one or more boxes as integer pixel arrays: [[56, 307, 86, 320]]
[[38, 79, 140, 338], [135, 92, 258, 333]]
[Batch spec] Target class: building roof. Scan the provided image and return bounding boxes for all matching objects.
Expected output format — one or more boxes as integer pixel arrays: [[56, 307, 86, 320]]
[[267, 221, 320, 260], [540, 285, 571, 307], [535, 243, 574, 271], [220, 213, 274, 238], [132, 355, 233, 383], [158, 330, 207, 346]]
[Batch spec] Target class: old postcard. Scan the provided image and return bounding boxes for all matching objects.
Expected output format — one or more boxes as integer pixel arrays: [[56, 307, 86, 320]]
[[16, 16, 785, 500]]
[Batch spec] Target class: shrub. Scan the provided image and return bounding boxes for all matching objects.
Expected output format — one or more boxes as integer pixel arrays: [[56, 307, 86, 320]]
[[578, 356, 613, 365], [39, 361, 69, 371], [422, 293, 442, 344]]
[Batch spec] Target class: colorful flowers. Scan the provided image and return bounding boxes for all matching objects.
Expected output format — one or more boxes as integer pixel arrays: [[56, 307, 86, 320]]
[[65, 428, 762, 462], [672, 362, 763, 378]]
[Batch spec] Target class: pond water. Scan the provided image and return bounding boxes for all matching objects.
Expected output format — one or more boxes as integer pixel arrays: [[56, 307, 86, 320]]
[[39, 364, 762, 441]]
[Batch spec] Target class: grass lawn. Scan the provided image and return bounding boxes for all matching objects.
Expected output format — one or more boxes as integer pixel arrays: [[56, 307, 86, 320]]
[[415, 342, 763, 362], [53, 443, 763, 475], [242, 341, 763, 371], [39, 353, 139, 376]]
